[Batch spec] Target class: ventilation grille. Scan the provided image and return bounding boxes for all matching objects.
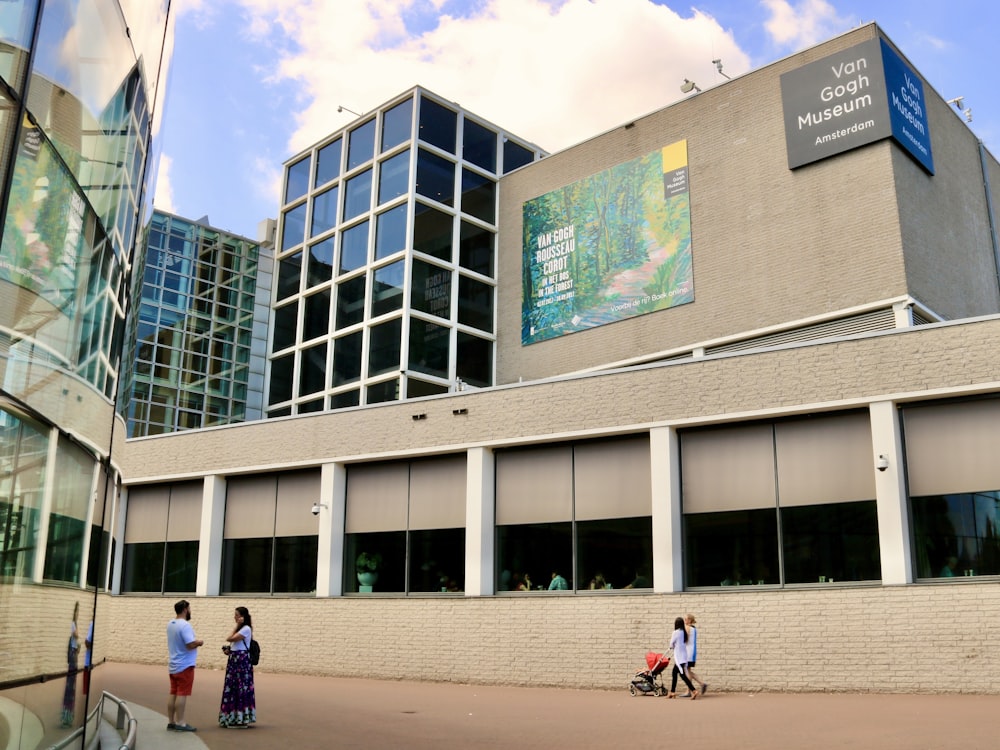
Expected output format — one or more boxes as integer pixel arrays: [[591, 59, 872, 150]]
[[705, 308, 898, 355], [911, 309, 935, 326]]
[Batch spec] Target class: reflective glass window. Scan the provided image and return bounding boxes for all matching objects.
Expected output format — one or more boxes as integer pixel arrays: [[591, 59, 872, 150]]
[[311, 185, 339, 237], [456, 332, 492, 388], [347, 119, 376, 170], [464, 119, 496, 172], [274, 535, 318, 592], [368, 318, 402, 376], [276, 252, 302, 301], [371, 261, 405, 318], [378, 150, 409, 205], [221, 538, 272, 593], [315, 138, 342, 187], [412, 260, 451, 319], [44, 438, 93, 583], [308, 237, 335, 287], [576, 517, 653, 592], [381, 98, 413, 152], [285, 157, 311, 203], [459, 221, 494, 277], [458, 275, 493, 332], [912, 491, 1000, 578], [781, 501, 880, 584], [375, 204, 407, 261], [409, 528, 465, 592], [340, 222, 369, 273], [123, 542, 165, 592], [0, 411, 47, 579], [496, 522, 572, 592], [461, 169, 495, 224], [336, 275, 366, 329], [416, 149, 454, 206], [0, 0, 38, 93], [269, 354, 294, 404], [367, 379, 399, 405], [407, 379, 449, 398], [504, 140, 535, 173], [408, 318, 450, 380], [418, 98, 457, 153], [331, 390, 361, 409], [414, 202, 453, 261], [344, 169, 372, 221], [281, 203, 307, 251], [304, 290, 331, 341], [685, 509, 779, 587], [164, 540, 199, 592], [299, 342, 327, 397], [272, 302, 297, 352], [332, 331, 363, 386]]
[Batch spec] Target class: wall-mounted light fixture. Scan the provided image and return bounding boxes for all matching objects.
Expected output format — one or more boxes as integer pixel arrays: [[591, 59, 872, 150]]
[[337, 104, 363, 117], [412, 413, 427, 421], [680, 79, 701, 94], [947, 97, 972, 123], [452, 408, 468, 416]]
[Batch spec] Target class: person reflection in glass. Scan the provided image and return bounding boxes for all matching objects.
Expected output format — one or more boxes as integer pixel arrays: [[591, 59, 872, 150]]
[[60, 602, 80, 727]]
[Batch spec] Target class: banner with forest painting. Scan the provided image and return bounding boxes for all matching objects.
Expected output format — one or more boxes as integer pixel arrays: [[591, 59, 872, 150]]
[[521, 140, 694, 345]]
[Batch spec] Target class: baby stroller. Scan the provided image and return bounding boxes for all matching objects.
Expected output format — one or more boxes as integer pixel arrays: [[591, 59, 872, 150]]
[[628, 651, 671, 696]]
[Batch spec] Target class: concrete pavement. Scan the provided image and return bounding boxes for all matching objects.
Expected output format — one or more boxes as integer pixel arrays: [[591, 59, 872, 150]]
[[100, 662, 999, 749]]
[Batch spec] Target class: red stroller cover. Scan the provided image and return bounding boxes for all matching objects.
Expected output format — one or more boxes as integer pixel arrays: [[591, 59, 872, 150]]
[[645, 651, 670, 672]]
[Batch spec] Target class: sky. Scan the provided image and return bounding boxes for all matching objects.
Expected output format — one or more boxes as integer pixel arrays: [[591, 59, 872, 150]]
[[152, 0, 1000, 240]]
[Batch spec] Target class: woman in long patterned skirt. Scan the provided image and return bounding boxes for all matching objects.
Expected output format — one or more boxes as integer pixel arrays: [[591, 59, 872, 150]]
[[219, 606, 256, 728]]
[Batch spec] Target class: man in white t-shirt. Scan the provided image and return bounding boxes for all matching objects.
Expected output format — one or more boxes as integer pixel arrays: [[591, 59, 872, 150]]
[[166, 600, 203, 732]]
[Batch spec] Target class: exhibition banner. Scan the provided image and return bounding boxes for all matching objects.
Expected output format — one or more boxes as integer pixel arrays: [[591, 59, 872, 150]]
[[521, 140, 694, 345]]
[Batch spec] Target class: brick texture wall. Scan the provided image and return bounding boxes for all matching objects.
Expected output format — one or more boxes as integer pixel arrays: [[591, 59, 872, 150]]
[[120, 317, 1000, 482], [105, 582, 1000, 694]]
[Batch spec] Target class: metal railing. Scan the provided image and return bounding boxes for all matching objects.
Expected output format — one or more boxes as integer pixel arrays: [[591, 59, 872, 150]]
[[47, 690, 136, 750]]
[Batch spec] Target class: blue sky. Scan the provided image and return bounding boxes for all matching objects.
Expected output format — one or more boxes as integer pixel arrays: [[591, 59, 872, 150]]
[[154, 0, 999, 239]]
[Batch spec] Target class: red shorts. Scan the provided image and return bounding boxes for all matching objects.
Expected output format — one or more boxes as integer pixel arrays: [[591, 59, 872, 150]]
[[169, 666, 195, 696]]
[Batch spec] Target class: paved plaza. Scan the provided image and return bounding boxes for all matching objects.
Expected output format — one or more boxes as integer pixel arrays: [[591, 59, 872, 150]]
[[101, 662, 999, 749]]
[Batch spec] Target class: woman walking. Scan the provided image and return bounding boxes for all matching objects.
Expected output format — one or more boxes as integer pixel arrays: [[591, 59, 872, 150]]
[[219, 606, 256, 728], [667, 616, 698, 699]]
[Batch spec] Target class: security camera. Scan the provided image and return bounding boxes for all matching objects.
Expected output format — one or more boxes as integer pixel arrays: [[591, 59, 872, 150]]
[[311, 503, 322, 516], [876, 455, 889, 472]]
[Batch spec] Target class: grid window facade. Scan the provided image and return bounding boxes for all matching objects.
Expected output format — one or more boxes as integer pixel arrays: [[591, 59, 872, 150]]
[[122, 212, 271, 437], [268, 87, 541, 417]]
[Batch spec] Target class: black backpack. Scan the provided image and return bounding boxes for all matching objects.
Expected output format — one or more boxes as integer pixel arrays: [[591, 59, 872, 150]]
[[249, 638, 260, 666]]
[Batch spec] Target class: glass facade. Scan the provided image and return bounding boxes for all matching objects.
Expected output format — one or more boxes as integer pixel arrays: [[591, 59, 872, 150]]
[[267, 87, 541, 416], [0, 2, 174, 745], [119, 211, 271, 437]]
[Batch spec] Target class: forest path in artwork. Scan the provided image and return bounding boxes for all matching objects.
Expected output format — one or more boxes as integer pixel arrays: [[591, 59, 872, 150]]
[[576, 230, 671, 327]]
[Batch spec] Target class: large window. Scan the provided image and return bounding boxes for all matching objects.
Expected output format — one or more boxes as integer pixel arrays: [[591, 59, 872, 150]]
[[344, 456, 466, 593], [904, 398, 1000, 579], [43, 437, 94, 583], [681, 413, 881, 588], [122, 482, 202, 593], [221, 471, 320, 594], [495, 437, 652, 592]]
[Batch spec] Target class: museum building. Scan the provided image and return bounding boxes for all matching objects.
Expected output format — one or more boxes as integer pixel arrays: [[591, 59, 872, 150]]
[[107, 23, 1000, 694]]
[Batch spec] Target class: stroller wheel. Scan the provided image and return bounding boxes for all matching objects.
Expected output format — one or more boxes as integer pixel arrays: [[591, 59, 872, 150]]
[[655, 686, 667, 697], [628, 684, 638, 697]]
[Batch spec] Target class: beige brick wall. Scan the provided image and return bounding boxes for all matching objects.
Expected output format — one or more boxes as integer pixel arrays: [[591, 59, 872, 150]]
[[120, 317, 1000, 482], [495, 24, 1000, 384], [104, 582, 1000, 694]]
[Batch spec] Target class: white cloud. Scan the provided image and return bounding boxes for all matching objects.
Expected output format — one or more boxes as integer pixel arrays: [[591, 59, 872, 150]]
[[251, 156, 283, 217], [761, 0, 848, 50], [153, 154, 176, 214], [225, 0, 750, 155]]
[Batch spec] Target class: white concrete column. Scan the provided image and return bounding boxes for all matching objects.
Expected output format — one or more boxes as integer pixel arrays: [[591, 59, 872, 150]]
[[109, 485, 127, 595], [316, 462, 346, 597], [464, 447, 495, 596], [870, 400, 912, 585], [651, 426, 682, 593], [198, 475, 227, 596]]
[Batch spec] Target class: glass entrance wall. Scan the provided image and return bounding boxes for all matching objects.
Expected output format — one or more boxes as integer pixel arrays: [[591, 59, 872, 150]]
[[0, 2, 174, 745]]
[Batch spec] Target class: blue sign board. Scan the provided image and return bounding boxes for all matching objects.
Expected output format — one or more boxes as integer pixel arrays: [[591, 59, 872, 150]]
[[880, 38, 934, 173]]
